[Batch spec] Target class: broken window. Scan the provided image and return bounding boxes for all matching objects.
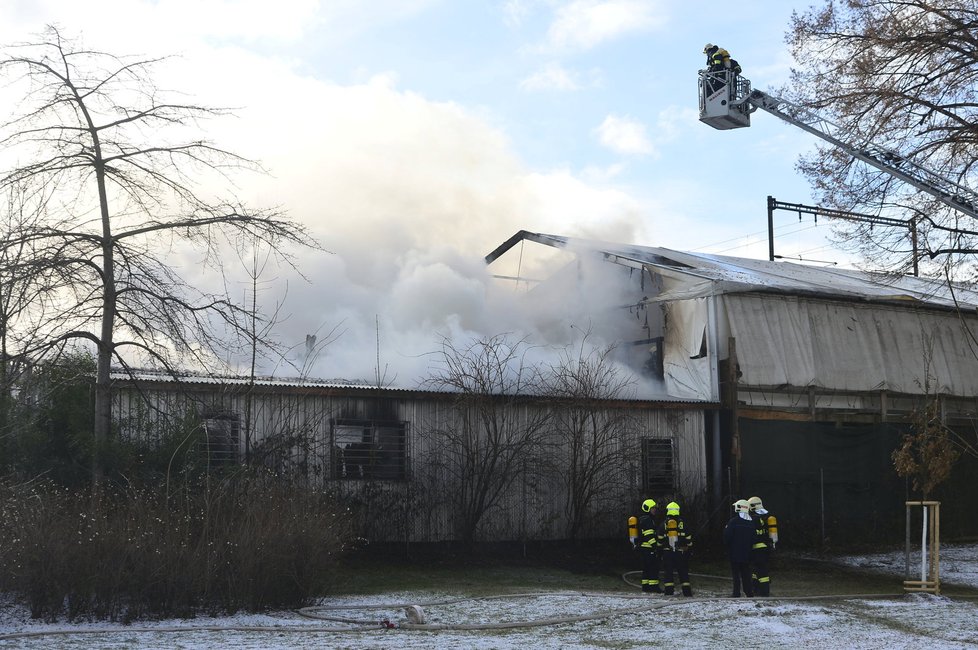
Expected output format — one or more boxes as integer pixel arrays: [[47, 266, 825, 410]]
[[631, 336, 665, 380], [331, 418, 408, 480]]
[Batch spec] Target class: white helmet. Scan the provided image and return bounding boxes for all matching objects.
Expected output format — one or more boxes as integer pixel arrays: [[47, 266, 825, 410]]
[[703, 43, 714, 53], [733, 499, 750, 514], [747, 496, 764, 511]]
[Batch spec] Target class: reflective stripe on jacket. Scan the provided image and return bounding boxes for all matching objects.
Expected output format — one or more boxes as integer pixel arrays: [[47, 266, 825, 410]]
[[638, 513, 659, 550]]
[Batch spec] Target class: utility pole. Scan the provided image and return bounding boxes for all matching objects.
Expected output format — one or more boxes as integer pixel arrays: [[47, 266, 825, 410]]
[[766, 196, 921, 275]]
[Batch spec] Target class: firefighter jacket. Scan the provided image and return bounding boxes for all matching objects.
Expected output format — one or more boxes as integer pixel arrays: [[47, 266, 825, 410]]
[[637, 513, 659, 553], [705, 46, 730, 70], [752, 510, 778, 550], [658, 515, 692, 554], [724, 514, 754, 563]]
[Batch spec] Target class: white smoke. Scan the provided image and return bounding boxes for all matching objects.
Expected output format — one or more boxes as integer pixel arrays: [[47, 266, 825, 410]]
[[159, 59, 662, 388], [0, 6, 669, 394]]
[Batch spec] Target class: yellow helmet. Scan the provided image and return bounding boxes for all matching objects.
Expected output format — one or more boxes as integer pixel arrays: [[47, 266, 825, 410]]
[[641, 498, 657, 513], [733, 499, 750, 514], [666, 501, 680, 516], [747, 496, 764, 511]]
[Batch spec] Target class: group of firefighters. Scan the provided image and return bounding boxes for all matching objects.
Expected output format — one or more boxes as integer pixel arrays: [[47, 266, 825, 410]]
[[628, 499, 694, 596], [628, 496, 778, 598]]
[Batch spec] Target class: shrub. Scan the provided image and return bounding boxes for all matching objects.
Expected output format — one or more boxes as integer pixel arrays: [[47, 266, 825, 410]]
[[0, 472, 352, 621]]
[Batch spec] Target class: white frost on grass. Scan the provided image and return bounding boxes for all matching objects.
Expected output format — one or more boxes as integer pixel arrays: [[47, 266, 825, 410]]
[[837, 543, 978, 589], [2, 547, 977, 649], [4, 592, 978, 649]]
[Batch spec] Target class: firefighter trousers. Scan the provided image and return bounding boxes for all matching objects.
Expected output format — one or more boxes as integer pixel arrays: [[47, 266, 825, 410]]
[[750, 548, 771, 596], [730, 560, 754, 597], [640, 549, 661, 592], [661, 550, 692, 596]]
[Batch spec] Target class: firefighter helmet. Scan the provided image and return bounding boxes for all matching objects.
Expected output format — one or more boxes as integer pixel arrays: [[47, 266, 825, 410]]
[[747, 496, 764, 511], [733, 499, 750, 514], [666, 501, 680, 516], [641, 498, 657, 513], [703, 43, 714, 53]]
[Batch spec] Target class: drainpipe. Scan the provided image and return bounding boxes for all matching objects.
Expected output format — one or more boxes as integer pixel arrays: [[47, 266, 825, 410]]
[[708, 284, 722, 503]]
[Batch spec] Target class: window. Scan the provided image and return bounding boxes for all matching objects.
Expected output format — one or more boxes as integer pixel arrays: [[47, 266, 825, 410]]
[[332, 418, 407, 480], [201, 412, 240, 467], [631, 337, 664, 380], [641, 437, 675, 494]]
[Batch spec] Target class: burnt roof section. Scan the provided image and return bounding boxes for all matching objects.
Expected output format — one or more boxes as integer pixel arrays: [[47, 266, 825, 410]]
[[486, 230, 978, 311]]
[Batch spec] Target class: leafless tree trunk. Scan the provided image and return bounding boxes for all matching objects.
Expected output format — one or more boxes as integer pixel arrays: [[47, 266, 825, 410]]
[[545, 334, 639, 540], [0, 26, 321, 485], [423, 334, 551, 547]]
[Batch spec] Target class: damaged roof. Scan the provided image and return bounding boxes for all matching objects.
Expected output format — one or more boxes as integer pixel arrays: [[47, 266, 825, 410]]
[[486, 230, 978, 311]]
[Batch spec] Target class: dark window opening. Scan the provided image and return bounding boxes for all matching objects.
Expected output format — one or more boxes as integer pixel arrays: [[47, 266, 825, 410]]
[[641, 437, 675, 495], [202, 412, 240, 467], [690, 326, 707, 360], [632, 337, 664, 380], [332, 418, 407, 480]]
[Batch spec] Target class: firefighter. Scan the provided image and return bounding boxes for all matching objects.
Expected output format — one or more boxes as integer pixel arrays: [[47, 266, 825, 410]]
[[748, 495, 778, 596], [703, 43, 733, 94], [723, 499, 755, 597], [635, 498, 662, 593], [658, 501, 693, 596], [703, 43, 731, 72]]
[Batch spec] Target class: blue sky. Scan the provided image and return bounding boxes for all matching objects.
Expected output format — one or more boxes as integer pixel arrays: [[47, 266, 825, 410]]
[[0, 1, 841, 381], [281, 0, 829, 260]]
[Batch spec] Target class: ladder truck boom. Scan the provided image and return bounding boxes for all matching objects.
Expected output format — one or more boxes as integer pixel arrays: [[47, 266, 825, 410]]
[[698, 69, 978, 222]]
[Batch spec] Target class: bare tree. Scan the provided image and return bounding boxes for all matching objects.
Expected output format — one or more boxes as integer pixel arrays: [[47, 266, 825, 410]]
[[0, 185, 52, 448], [0, 26, 320, 484], [785, 1, 978, 275], [423, 334, 551, 547], [545, 335, 638, 540]]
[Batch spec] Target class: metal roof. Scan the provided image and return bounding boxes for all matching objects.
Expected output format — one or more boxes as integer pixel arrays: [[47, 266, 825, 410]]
[[110, 369, 431, 393], [110, 369, 711, 407], [487, 230, 978, 310]]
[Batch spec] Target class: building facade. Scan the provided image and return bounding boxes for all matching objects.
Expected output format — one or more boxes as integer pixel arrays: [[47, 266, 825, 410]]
[[112, 374, 711, 544]]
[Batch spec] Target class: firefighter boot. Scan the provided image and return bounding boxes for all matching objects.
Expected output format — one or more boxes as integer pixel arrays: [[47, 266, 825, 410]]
[[682, 584, 692, 597], [663, 584, 675, 596]]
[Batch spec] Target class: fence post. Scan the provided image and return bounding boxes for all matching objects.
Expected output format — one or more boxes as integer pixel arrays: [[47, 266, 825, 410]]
[[819, 467, 825, 547]]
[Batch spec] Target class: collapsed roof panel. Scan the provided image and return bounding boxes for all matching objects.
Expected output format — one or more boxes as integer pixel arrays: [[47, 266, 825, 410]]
[[487, 230, 978, 311]]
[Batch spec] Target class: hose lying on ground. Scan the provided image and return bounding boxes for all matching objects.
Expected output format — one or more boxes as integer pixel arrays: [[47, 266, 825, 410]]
[[0, 588, 921, 641]]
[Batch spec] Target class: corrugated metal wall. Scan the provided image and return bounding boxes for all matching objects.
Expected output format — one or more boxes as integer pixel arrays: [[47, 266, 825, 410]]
[[113, 384, 706, 543], [725, 293, 978, 396]]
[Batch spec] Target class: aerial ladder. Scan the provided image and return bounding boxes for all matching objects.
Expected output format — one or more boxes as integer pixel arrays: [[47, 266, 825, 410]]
[[697, 69, 978, 225]]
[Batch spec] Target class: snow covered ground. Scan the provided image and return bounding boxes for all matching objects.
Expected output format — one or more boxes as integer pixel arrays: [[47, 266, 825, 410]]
[[2, 546, 976, 649], [838, 542, 978, 590]]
